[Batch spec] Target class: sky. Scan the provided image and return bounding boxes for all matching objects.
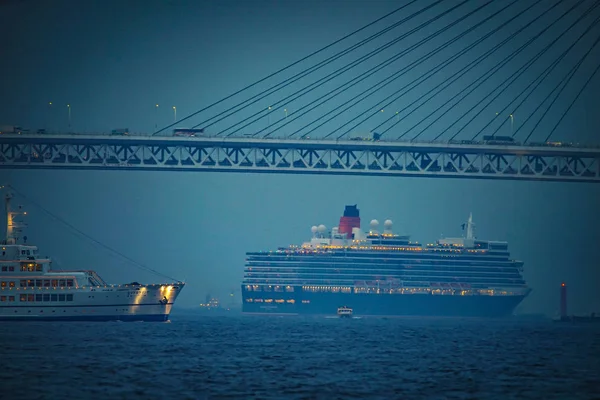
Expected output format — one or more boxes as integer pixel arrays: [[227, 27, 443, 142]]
[[1, 0, 599, 316]]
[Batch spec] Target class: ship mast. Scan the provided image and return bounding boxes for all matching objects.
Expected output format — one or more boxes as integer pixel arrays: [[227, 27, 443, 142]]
[[466, 213, 475, 240], [4, 193, 26, 245], [4, 193, 11, 244]]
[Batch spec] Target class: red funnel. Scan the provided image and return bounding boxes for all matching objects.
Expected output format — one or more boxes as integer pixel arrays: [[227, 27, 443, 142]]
[[339, 205, 360, 238]]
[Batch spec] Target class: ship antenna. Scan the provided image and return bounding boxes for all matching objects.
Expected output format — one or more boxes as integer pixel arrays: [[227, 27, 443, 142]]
[[4, 192, 11, 245], [466, 213, 475, 240], [3, 190, 26, 245]]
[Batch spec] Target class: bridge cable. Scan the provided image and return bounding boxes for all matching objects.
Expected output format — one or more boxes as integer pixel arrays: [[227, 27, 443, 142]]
[[523, 33, 600, 143], [151, 0, 417, 136], [457, 9, 600, 141], [6, 185, 179, 283], [394, 0, 576, 140], [300, 0, 509, 140], [544, 52, 600, 142], [256, 1, 490, 140], [320, 0, 531, 141], [403, 0, 580, 141], [371, 0, 549, 139], [265, 0, 483, 140], [481, 15, 600, 140], [406, 0, 591, 142], [150, 0, 420, 136], [221, 0, 466, 138], [434, 1, 597, 142], [187, 0, 430, 134], [514, 41, 597, 142], [286, 0, 501, 140]]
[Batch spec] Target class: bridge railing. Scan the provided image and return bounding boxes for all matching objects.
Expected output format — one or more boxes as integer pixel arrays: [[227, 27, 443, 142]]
[[2, 131, 600, 150]]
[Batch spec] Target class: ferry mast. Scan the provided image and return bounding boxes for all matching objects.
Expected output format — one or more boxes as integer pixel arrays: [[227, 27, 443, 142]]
[[4, 193, 24, 245]]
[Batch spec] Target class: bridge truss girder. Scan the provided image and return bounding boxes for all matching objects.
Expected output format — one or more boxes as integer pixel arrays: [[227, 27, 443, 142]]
[[0, 135, 599, 182]]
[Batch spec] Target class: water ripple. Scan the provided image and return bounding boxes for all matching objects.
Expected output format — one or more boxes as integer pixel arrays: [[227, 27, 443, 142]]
[[1, 316, 599, 399]]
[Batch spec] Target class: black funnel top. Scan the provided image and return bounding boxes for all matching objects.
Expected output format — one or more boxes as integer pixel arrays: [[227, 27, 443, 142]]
[[343, 205, 360, 217]]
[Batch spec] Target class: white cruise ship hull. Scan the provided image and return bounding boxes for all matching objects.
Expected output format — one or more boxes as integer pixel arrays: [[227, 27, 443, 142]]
[[0, 283, 184, 322]]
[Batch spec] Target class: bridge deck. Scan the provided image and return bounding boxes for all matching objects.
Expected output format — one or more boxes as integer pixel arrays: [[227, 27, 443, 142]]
[[1, 134, 598, 182]]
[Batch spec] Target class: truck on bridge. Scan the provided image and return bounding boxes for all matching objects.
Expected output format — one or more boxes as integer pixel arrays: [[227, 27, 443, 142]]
[[350, 132, 381, 141], [482, 135, 520, 145], [110, 128, 129, 135], [173, 128, 206, 137], [0, 125, 24, 134]]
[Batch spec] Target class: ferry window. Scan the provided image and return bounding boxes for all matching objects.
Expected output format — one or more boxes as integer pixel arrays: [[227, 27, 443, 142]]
[[27, 294, 34, 302], [0, 282, 5, 287], [0, 296, 6, 302], [43, 294, 50, 301], [35, 280, 42, 287], [59, 280, 66, 287], [43, 280, 50, 287], [66, 294, 73, 301], [8, 266, 14, 271], [19, 294, 26, 302], [26, 250, 30, 255], [35, 264, 42, 271], [8, 296, 14, 302], [27, 264, 35, 272], [66, 280, 73, 287], [1, 266, 6, 272], [51, 280, 58, 287], [19, 280, 26, 287], [58, 294, 65, 301], [27, 280, 34, 287], [35, 294, 42, 302], [21, 250, 25, 255], [50, 294, 57, 301], [9, 281, 14, 287], [20, 264, 26, 271]]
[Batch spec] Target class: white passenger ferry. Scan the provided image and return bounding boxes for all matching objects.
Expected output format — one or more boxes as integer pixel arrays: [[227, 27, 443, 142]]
[[0, 191, 184, 321]]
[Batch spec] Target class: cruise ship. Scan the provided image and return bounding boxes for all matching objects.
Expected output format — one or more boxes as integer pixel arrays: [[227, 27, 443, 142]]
[[0, 191, 184, 321], [241, 205, 530, 317]]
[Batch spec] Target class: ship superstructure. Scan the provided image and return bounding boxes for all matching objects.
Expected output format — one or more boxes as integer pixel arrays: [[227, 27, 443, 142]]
[[0, 191, 184, 321], [241, 205, 530, 317]]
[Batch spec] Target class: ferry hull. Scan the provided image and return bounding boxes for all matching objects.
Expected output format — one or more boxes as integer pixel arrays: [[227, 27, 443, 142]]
[[241, 289, 527, 317], [0, 314, 169, 322], [0, 284, 184, 322], [0, 302, 176, 322]]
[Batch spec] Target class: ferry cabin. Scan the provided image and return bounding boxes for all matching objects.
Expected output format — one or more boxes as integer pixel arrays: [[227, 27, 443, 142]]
[[0, 242, 181, 321], [1, 243, 100, 305]]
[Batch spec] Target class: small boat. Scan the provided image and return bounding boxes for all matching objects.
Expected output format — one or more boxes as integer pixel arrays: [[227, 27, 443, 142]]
[[337, 306, 353, 318]]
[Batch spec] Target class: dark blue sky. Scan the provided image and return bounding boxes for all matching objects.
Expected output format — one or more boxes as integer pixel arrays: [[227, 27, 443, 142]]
[[1, 0, 599, 315]]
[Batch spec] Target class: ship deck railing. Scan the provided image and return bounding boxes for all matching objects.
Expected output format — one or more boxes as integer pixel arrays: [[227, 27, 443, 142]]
[[51, 269, 108, 286]]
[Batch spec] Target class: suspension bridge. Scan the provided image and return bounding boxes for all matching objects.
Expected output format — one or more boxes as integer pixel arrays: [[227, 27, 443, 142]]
[[2, 0, 599, 182]]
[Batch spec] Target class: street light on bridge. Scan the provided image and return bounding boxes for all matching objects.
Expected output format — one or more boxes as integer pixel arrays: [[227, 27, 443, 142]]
[[172, 106, 176, 123], [155, 104, 159, 130], [67, 104, 71, 130], [268, 106, 272, 126], [48, 102, 53, 131]]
